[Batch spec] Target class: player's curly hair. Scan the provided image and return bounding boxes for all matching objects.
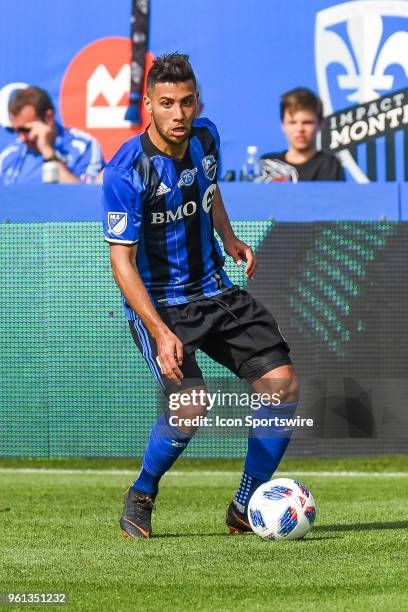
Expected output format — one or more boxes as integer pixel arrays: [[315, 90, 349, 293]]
[[147, 53, 196, 92]]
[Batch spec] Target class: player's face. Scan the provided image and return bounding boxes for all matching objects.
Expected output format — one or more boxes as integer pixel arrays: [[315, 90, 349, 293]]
[[282, 109, 320, 152], [145, 80, 198, 148]]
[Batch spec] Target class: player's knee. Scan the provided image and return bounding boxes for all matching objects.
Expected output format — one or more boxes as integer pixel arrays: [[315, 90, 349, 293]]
[[278, 372, 299, 404], [252, 368, 299, 405], [265, 372, 298, 406]]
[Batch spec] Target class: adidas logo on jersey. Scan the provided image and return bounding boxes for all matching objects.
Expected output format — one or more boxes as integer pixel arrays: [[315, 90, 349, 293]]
[[156, 182, 171, 197]]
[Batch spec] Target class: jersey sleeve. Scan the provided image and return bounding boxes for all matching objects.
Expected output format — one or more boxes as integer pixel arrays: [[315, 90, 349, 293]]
[[102, 166, 144, 244], [193, 117, 221, 157]]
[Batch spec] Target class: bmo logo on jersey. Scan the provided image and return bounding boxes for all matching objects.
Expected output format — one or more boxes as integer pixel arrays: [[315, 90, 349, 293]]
[[151, 184, 216, 224]]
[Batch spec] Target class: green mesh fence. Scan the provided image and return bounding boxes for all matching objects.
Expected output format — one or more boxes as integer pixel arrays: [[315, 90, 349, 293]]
[[287, 222, 395, 359], [3, 220, 403, 458], [0, 221, 273, 458]]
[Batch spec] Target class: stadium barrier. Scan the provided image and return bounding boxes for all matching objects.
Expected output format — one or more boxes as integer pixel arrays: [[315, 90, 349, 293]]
[[1, 185, 407, 457], [0, 183, 405, 223]]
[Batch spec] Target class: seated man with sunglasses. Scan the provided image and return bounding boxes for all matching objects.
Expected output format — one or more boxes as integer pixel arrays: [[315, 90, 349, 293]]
[[0, 86, 105, 185]]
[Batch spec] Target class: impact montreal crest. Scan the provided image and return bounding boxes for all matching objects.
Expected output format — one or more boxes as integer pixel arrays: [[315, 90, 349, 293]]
[[315, 1, 408, 182]]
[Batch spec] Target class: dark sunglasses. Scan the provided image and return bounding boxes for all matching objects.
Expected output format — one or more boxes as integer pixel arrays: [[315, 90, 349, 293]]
[[6, 126, 31, 135]]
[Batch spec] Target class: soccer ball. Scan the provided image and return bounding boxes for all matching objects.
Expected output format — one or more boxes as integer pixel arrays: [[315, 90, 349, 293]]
[[248, 477, 316, 540]]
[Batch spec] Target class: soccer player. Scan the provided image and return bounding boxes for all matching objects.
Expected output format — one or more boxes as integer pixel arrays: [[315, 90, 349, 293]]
[[102, 53, 299, 538]]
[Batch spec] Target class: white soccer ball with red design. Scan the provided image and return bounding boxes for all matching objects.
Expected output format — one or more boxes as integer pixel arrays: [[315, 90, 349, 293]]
[[247, 477, 316, 540]]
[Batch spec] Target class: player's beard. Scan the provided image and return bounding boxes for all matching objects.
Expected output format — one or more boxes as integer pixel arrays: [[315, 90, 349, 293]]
[[153, 116, 192, 147]]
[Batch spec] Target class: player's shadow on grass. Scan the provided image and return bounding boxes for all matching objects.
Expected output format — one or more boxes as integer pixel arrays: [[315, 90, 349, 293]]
[[315, 520, 408, 533], [297, 534, 340, 541], [154, 532, 339, 540], [154, 531, 233, 539], [155, 521, 408, 539]]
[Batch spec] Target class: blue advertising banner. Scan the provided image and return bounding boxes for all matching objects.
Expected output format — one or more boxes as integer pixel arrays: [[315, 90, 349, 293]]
[[0, 184, 401, 223], [0, 0, 407, 180]]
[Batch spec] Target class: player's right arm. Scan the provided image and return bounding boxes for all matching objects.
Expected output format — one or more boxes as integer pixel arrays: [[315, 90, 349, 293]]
[[103, 165, 183, 384], [109, 244, 183, 384]]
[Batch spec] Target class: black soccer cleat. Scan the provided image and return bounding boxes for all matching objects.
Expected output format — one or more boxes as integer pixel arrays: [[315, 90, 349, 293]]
[[225, 501, 253, 534], [120, 487, 155, 539]]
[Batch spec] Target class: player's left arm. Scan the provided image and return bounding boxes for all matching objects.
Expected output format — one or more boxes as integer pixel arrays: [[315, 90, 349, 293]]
[[212, 185, 256, 279]]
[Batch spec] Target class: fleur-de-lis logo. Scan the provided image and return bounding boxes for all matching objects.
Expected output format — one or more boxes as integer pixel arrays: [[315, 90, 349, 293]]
[[341, 14, 406, 102], [316, 1, 408, 109], [315, 1, 408, 181]]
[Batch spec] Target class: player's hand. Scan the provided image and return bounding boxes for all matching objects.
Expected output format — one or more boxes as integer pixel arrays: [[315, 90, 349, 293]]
[[223, 237, 257, 280], [25, 121, 54, 158], [155, 328, 184, 385]]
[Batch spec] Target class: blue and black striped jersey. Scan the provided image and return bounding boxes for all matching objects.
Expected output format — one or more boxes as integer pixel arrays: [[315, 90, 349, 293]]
[[102, 117, 232, 315]]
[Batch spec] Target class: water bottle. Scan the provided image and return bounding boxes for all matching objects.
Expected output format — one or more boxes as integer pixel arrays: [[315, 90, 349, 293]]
[[241, 145, 261, 181], [42, 160, 59, 183]]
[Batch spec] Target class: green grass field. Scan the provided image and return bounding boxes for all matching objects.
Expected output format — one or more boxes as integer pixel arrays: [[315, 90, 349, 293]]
[[0, 456, 407, 612]]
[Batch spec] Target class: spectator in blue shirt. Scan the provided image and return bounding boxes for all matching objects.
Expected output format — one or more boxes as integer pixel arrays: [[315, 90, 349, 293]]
[[0, 86, 105, 185]]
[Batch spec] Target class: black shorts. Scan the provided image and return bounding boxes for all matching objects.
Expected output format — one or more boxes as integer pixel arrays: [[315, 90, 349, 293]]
[[129, 286, 291, 396]]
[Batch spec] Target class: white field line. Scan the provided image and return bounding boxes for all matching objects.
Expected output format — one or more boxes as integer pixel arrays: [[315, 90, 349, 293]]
[[0, 468, 406, 477]]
